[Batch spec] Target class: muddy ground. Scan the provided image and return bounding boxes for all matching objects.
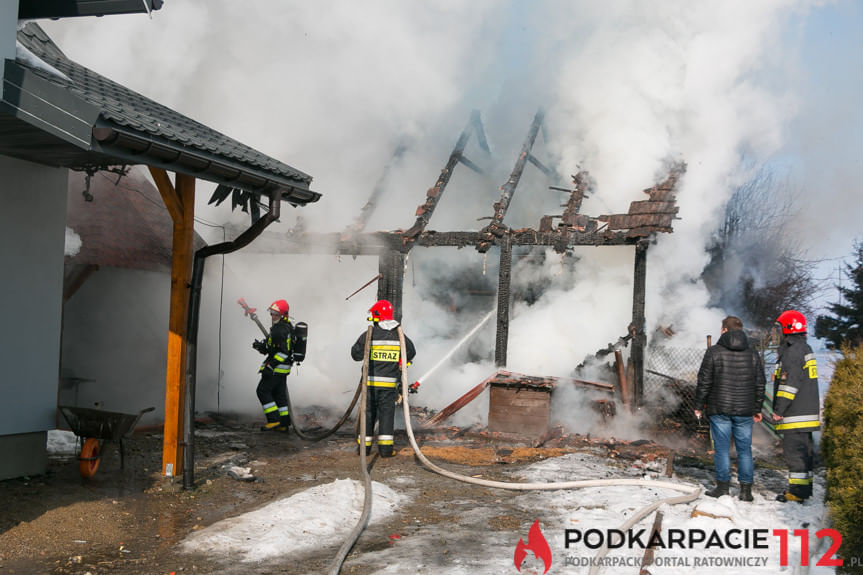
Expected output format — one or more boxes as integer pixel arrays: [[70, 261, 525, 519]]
[[0, 412, 789, 575]]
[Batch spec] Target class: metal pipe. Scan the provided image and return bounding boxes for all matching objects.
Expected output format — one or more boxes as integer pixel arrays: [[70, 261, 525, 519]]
[[182, 193, 281, 490]]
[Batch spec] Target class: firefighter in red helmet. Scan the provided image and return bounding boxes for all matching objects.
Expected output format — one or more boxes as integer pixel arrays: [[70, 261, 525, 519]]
[[772, 310, 821, 502], [252, 299, 294, 431], [351, 299, 416, 457]]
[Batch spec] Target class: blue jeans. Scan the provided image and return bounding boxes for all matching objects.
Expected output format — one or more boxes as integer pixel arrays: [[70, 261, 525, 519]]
[[708, 414, 754, 484]]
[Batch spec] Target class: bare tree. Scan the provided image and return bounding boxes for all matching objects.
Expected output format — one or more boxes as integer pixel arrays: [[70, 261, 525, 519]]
[[702, 162, 822, 331]]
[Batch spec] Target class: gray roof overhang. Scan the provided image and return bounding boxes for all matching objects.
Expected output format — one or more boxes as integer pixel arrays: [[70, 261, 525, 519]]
[[2, 25, 321, 207], [18, 0, 163, 20], [90, 122, 320, 205]]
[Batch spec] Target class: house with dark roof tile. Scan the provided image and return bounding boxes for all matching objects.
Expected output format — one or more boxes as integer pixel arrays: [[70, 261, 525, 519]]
[[0, 3, 319, 480]]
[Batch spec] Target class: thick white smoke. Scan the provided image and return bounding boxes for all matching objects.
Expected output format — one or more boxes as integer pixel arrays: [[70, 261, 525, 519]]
[[43, 1, 827, 428]]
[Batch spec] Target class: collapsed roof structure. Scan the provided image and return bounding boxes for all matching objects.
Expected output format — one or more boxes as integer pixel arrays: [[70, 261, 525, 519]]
[[216, 109, 685, 411]]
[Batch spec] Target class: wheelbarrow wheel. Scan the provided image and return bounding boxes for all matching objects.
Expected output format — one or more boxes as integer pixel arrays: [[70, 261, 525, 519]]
[[79, 438, 101, 478]]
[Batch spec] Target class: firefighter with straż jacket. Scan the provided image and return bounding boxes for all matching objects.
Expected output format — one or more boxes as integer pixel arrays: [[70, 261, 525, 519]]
[[772, 310, 821, 502], [351, 299, 416, 457], [253, 299, 294, 431]]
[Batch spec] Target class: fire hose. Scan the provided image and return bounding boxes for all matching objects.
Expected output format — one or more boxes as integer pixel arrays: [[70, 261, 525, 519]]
[[406, 327, 701, 574], [327, 325, 373, 575], [327, 325, 701, 574]]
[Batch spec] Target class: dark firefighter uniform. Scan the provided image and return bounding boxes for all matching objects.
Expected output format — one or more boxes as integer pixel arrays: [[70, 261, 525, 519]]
[[351, 321, 416, 457], [256, 316, 293, 431], [772, 333, 821, 500]]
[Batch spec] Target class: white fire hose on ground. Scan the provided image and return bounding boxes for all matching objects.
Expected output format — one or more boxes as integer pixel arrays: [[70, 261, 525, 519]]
[[327, 325, 373, 575], [328, 323, 702, 575]]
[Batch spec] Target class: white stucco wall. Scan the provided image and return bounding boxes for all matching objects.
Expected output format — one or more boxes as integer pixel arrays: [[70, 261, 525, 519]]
[[60, 267, 170, 425], [0, 2, 19, 62], [0, 155, 67, 434], [0, 154, 67, 478]]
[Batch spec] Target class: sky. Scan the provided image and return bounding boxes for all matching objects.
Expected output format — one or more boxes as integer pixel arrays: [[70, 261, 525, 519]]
[[38, 1, 863, 422]]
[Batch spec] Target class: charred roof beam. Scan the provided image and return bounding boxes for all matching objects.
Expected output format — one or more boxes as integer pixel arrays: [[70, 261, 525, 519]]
[[403, 109, 490, 242], [476, 109, 547, 253], [342, 140, 409, 239]]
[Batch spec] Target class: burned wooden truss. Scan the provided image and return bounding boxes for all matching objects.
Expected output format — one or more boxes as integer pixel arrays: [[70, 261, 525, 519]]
[[225, 109, 685, 408]]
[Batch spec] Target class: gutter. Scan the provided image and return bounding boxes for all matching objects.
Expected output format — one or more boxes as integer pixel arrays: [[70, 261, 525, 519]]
[[92, 124, 320, 206], [182, 193, 281, 490]]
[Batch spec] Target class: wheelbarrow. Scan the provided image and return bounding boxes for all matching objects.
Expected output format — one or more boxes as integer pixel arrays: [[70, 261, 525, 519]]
[[58, 405, 155, 478]]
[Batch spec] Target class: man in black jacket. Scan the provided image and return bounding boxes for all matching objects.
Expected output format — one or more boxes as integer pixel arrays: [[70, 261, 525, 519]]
[[351, 299, 416, 457], [695, 316, 766, 501], [772, 310, 821, 503]]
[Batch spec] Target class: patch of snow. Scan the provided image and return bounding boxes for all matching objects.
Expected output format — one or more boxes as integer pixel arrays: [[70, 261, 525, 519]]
[[15, 40, 68, 80], [179, 478, 407, 563], [47, 430, 78, 455], [175, 450, 837, 573], [65, 226, 82, 257], [226, 466, 255, 482]]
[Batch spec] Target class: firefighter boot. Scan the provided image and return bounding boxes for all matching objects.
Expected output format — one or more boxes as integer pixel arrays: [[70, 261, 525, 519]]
[[739, 483, 753, 502], [705, 481, 730, 498], [278, 412, 291, 432], [260, 411, 281, 431], [776, 491, 805, 503]]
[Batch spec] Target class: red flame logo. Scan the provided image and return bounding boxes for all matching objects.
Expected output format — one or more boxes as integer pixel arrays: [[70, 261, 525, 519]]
[[514, 520, 552, 574]]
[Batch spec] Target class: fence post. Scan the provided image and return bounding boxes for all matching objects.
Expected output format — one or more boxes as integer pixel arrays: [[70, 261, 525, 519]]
[[631, 240, 648, 408]]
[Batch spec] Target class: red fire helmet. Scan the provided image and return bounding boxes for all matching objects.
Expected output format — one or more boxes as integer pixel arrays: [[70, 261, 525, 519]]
[[368, 299, 394, 322], [269, 299, 289, 317], [776, 310, 806, 334]]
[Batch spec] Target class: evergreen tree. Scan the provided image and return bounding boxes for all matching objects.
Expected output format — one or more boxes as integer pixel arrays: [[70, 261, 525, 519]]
[[816, 240, 863, 348]]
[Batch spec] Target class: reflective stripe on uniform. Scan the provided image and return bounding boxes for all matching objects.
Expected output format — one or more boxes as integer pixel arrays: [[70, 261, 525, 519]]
[[775, 414, 820, 431], [262, 402, 278, 414], [278, 406, 289, 416], [273, 364, 291, 374], [357, 436, 373, 446], [367, 376, 398, 387], [378, 434, 394, 445], [274, 352, 289, 362], [778, 415, 819, 423], [804, 354, 818, 379], [367, 381, 397, 388], [371, 343, 399, 349], [789, 472, 813, 485], [776, 384, 798, 400]]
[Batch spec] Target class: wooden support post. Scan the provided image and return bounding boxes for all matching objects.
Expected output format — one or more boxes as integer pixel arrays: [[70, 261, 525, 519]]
[[149, 167, 195, 478], [495, 235, 512, 367], [614, 349, 631, 413], [631, 240, 648, 408], [377, 249, 405, 322]]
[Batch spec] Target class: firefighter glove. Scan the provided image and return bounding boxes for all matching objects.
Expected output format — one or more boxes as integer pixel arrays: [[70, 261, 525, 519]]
[[252, 339, 268, 354]]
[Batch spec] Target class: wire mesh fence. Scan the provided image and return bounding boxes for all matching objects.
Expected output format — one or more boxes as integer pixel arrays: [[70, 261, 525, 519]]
[[643, 345, 709, 437], [643, 344, 779, 442]]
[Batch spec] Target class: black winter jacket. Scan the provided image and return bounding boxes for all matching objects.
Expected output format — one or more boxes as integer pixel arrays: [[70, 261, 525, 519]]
[[772, 333, 821, 433], [695, 329, 766, 416]]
